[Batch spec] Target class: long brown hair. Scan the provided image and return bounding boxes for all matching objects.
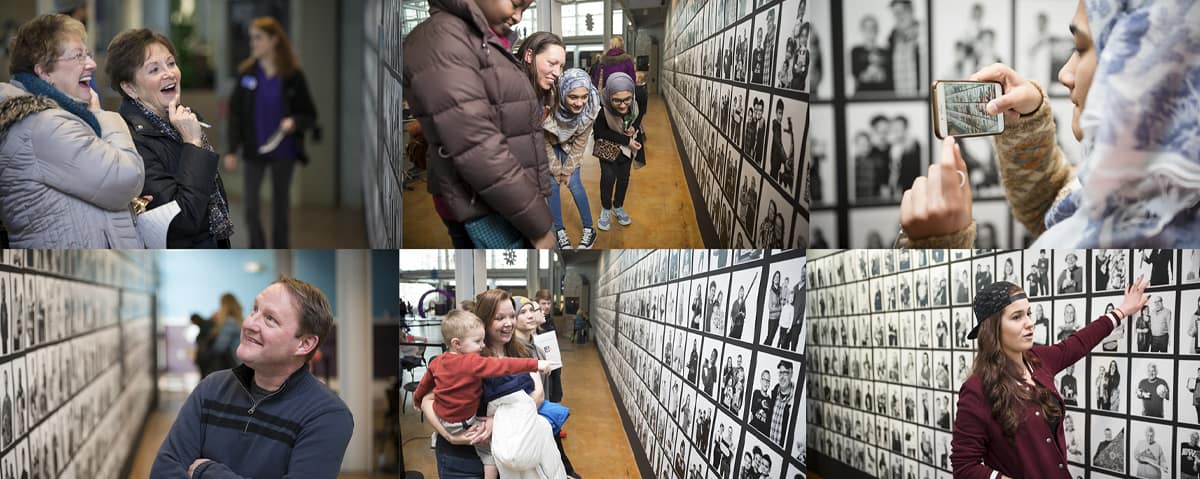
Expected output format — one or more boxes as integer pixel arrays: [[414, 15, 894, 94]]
[[474, 289, 528, 359], [209, 293, 244, 339], [515, 31, 564, 116], [238, 17, 300, 76], [972, 283, 1062, 439]]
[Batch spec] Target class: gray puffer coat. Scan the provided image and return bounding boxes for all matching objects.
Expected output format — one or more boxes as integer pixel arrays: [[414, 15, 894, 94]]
[[0, 80, 145, 248], [402, 0, 552, 241]]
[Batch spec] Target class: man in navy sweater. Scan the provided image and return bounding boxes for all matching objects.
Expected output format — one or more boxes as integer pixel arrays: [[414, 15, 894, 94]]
[[151, 276, 354, 478]]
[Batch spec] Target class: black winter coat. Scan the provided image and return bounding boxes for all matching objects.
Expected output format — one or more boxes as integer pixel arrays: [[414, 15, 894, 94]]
[[120, 100, 230, 248]]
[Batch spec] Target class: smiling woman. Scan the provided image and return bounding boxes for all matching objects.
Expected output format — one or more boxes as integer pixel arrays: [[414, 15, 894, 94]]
[[950, 276, 1151, 479], [0, 13, 145, 248], [107, 28, 234, 249]]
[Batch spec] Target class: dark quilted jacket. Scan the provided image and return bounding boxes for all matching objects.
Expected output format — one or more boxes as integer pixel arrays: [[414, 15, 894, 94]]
[[402, 0, 552, 240]]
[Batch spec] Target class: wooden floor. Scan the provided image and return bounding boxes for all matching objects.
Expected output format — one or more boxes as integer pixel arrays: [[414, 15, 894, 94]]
[[400, 319, 641, 477], [402, 94, 704, 248]]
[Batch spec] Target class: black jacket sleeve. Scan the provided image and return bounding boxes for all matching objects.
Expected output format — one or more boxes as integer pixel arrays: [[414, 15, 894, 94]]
[[227, 82, 246, 156], [593, 114, 632, 146], [286, 71, 318, 134], [138, 140, 219, 237]]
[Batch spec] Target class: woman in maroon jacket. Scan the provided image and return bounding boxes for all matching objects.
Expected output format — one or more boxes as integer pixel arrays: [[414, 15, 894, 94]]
[[951, 276, 1151, 479]]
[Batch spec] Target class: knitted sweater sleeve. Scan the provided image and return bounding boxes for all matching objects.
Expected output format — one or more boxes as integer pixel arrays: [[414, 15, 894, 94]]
[[991, 80, 1076, 236]]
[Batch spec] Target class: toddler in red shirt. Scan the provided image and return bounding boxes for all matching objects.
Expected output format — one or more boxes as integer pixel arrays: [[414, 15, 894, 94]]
[[413, 310, 556, 478]]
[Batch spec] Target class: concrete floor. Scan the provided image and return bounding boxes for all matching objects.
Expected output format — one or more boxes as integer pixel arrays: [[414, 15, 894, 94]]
[[222, 196, 369, 248], [402, 94, 705, 249], [399, 318, 641, 477]]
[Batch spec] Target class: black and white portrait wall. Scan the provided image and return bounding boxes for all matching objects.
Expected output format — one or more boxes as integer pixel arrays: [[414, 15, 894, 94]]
[[804, 0, 1084, 248], [662, 0, 813, 249], [595, 249, 806, 479], [807, 249, 1200, 479], [0, 251, 156, 479]]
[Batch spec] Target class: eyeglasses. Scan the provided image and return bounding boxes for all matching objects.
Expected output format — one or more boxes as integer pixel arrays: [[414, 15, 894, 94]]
[[610, 97, 634, 105], [51, 50, 94, 65]]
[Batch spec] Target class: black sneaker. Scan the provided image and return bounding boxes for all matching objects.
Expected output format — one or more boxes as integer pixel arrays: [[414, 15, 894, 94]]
[[555, 229, 572, 249], [578, 227, 596, 249]]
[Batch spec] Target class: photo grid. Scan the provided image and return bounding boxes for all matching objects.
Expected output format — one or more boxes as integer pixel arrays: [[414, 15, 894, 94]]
[[806, 249, 1200, 479], [804, 0, 1083, 248], [661, 0, 813, 248], [594, 249, 806, 479], [0, 251, 155, 479], [365, 0, 404, 248]]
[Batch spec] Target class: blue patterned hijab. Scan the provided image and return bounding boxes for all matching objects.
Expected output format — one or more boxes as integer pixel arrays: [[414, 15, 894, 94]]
[[548, 68, 600, 143], [1036, 0, 1200, 247]]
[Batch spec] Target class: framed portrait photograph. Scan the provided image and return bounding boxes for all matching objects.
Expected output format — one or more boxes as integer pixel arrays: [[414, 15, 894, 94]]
[[841, 0, 928, 98]]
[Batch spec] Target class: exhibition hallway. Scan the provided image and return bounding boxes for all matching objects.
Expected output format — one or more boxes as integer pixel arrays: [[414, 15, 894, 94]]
[[402, 95, 705, 249], [399, 316, 641, 477]]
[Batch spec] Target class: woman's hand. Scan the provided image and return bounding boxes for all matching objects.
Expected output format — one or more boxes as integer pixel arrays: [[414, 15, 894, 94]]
[[532, 230, 556, 249], [629, 139, 643, 151], [555, 173, 570, 185], [223, 153, 238, 172], [970, 63, 1043, 121], [88, 87, 102, 112], [167, 97, 203, 147], [280, 117, 296, 134], [899, 137, 973, 240], [469, 416, 493, 445], [1118, 275, 1151, 319]]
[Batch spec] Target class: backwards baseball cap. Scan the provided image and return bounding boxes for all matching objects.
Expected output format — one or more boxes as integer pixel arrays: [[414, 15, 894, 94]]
[[967, 281, 1027, 340], [512, 295, 536, 312]]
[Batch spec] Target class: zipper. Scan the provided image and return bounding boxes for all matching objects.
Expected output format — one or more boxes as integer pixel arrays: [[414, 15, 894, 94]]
[[235, 378, 288, 432]]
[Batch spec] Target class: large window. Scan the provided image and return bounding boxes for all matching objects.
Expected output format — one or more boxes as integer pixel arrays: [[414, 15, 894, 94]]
[[399, 250, 455, 272], [486, 250, 528, 269], [512, 5, 538, 48], [402, 0, 430, 39], [612, 9, 623, 36], [561, 1, 604, 37]]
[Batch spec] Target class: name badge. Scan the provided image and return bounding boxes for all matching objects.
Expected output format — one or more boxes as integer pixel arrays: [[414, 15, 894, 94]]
[[241, 75, 258, 90]]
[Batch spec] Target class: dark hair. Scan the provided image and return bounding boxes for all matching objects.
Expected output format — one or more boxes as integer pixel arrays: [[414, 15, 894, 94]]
[[105, 29, 178, 99], [972, 283, 1061, 440], [870, 114, 889, 127], [893, 115, 909, 128], [272, 275, 333, 361], [239, 17, 301, 77], [516, 31, 565, 114], [9, 14, 87, 75]]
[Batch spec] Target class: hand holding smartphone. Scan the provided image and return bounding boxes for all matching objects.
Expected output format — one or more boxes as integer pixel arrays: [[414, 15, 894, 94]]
[[931, 80, 1005, 139]]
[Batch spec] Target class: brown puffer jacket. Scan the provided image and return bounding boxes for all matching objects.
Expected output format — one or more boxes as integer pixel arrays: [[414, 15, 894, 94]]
[[402, 0, 551, 241]]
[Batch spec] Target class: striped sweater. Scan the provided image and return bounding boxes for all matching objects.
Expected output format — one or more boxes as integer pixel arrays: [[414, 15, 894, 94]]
[[150, 364, 354, 478]]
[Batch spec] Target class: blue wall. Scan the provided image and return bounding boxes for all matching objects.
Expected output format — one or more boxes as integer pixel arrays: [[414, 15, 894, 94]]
[[156, 250, 277, 326], [372, 250, 399, 321], [293, 250, 338, 313]]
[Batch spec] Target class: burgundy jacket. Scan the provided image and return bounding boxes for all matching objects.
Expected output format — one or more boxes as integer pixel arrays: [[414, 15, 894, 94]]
[[951, 313, 1116, 479]]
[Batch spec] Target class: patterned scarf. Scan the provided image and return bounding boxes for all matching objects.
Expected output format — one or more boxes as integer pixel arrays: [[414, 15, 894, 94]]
[[1036, 0, 1200, 247], [13, 72, 100, 134], [548, 68, 600, 143], [126, 98, 235, 241]]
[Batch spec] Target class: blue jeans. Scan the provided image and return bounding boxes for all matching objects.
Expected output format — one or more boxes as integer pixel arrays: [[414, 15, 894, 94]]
[[548, 145, 593, 230], [435, 445, 484, 478]]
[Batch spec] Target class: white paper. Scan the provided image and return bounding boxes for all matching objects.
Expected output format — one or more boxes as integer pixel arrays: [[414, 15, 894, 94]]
[[257, 128, 286, 155], [137, 200, 181, 249], [533, 331, 562, 371]]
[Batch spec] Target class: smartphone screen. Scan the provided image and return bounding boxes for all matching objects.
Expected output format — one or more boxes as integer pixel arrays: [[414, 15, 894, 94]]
[[932, 81, 1004, 139]]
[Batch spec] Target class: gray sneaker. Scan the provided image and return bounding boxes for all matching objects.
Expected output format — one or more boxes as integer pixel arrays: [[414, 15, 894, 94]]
[[598, 209, 612, 230], [614, 207, 632, 225], [578, 227, 597, 249], [555, 229, 572, 249]]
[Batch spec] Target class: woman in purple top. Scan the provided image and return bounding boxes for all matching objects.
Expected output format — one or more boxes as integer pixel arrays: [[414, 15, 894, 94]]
[[592, 36, 636, 89], [225, 17, 317, 248]]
